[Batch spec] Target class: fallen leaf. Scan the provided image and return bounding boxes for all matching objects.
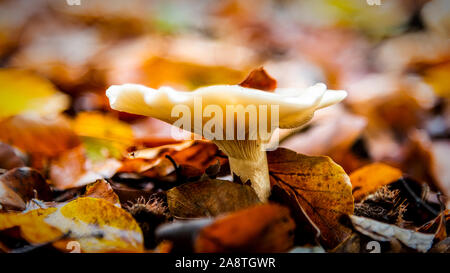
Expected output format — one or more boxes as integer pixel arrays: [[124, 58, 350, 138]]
[[121, 140, 228, 179], [0, 142, 25, 170], [0, 197, 144, 253], [0, 69, 70, 118], [429, 141, 450, 198], [195, 204, 295, 253], [418, 209, 448, 242], [349, 215, 435, 252], [239, 67, 277, 91], [0, 208, 62, 245], [0, 114, 80, 159], [167, 179, 260, 218], [268, 148, 354, 249], [49, 145, 121, 190], [350, 163, 403, 202], [73, 112, 134, 145], [0, 167, 52, 202], [46, 197, 143, 253], [0, 181, 26, 210], [82, 180, 121, 207], [73, 112, 134, 161]]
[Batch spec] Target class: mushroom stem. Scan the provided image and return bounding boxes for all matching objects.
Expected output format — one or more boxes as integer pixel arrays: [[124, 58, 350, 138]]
[[213, 140, 270, 202]]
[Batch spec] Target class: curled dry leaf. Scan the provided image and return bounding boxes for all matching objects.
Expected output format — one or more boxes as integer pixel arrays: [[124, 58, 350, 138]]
[[418, 209, 449, 242], [0, 167, 52, 202], [0, 114, 80, 159], [349, 215, 435, 253], [167, 179, 260, 218], [82, 179, 121, 207], [238, 67, 277, 91], [121, 140, 228, 179], [195, 204, 295, 253], [49, 145, 122, 190], [0, 142, 25, 170], [267, 148, 354, 249], [0, 197, 144, 253], [350, 163, 403, 202]]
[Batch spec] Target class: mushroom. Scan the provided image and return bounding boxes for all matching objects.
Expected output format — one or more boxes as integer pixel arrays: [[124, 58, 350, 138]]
[[106, 80, 346, 201]]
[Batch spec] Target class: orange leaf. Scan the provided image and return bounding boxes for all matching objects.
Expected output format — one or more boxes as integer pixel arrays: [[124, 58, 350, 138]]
[[195, 203, 295, 253], [0, 114, 80, 158], [268, 148, 354, 249], [350, 163, 403, 202], [239, 67, 277, 91], [82, 179, 121, 207]]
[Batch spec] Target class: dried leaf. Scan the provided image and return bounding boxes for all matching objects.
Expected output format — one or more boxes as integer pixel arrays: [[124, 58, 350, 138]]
[[167, 179, 260, 218], [195, 204, 295, 253], [0, 181, 26, 210], [82, 180, 121, 207], [0, 69, 69, 118], [73, 112, 134, 161], [121, 140, 228, 179], [0, 197, 144, 253], [46, 197, 143, 252], [0, 114, 80, 158], [0, 142, 25, 170], [418, 210, 448, 242], [0, 167, 52, 202], [239, 67, 277, 91], [350, 163, 403, 202], [429, 141, 450, 198], [349, 215, 435, 252], [268, 148, 354, 249], [49, 145, 121, 190]]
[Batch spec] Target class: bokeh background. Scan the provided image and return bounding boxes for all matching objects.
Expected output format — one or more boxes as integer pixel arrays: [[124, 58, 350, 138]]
[[0, 0, 449, 201]]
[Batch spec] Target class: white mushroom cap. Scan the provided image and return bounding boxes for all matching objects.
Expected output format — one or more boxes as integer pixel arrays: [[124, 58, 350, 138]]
[[106, 83, 346, 130]]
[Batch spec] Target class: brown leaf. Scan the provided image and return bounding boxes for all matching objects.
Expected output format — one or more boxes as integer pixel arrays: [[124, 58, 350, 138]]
[[349, 215, 435, 252], [195, 204, 295, 253], [350, 163, 403, 202], [239, 67, 277, 91], [0, 114, 80, 158], [429, 141, 450, 198], [267, 148, 354, 249], [0, 143, 25, 170], [0, 167, 52, 202], [418, 209, 448, 242], [49, 145, 121, 190], [82, 179, 121, 207], [0, 181, 25, 210], [167, 179, 260, 218], [121, 140, 228, 179]]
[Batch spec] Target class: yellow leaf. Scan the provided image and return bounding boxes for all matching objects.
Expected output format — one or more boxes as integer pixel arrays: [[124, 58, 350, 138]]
[[0, 208, 62, 244], [73, 112, 134, 161], [0, 197, 144, 253], [46, 197, 143, 253], [0, 69, 69, 118], [73, 112, 134, 144], [423, 63, 450, 98]]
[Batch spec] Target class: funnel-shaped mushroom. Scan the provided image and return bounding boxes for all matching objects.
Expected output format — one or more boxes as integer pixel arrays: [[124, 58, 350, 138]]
[[106, 82, 346, 201]]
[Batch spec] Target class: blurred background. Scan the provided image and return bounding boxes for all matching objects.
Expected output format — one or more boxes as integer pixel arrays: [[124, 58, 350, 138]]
[[0, 0, 449, 202]]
